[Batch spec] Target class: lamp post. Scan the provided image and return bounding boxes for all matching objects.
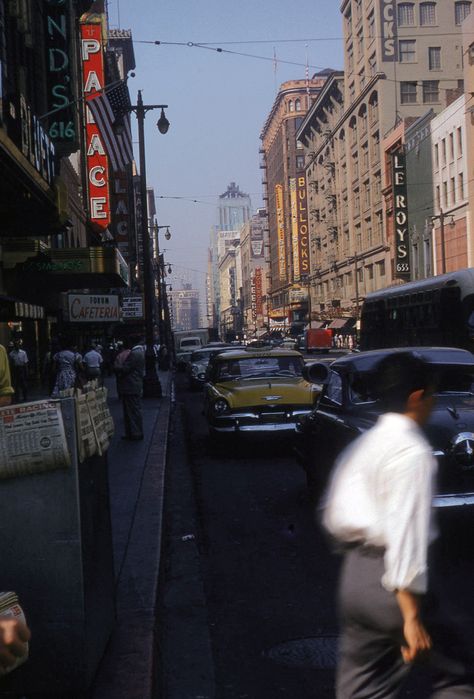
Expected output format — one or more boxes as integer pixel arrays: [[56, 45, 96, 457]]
[[431, 209, 455, 275], [126, 91, 170, 398]]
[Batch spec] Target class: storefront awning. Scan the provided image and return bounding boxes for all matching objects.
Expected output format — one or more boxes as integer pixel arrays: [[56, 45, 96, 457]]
[[0, 295, 45, 322], [328, 317, 356, 332]]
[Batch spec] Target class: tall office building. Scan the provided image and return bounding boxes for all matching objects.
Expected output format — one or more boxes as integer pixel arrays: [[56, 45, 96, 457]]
[[208, 182, 251, 327], [260, 75, 330, 331], [297, 0, 467, 318], [170, 285, 200, 331]]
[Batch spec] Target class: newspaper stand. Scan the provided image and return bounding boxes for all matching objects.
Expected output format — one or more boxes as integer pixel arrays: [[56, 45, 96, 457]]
[[0, 395, 115, 695]]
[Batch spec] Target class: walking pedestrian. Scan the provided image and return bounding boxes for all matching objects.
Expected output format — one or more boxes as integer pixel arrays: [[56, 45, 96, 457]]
[[8, 340, 28, 402], [322, 351, 474, 698], [0, 344, 14, 407], [83, 343, 103, 383], [51, 340, 83, 396], [114, 336, 145, 441]]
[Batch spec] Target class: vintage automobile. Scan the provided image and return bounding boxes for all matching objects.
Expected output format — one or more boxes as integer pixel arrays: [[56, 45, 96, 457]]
[[204, 347, 320, 435], [186, 344, 242, 390], [296, 347, 474, 508]]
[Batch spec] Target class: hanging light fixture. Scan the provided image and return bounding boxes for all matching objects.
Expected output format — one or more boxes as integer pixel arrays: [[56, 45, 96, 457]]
[[165, 226, 171, 240]]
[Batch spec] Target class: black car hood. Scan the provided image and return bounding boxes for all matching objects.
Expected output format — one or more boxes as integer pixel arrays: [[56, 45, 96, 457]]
[[423, 394, 474, 451]]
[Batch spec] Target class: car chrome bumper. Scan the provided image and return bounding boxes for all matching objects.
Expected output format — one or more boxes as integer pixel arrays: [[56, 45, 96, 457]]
[[210, 409, 312, 434], [433, 492, 474, 508]]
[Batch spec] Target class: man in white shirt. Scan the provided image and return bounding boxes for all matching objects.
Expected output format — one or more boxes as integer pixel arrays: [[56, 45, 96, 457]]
[[322, 352, 472, 698], [83, 344, 103, 382]]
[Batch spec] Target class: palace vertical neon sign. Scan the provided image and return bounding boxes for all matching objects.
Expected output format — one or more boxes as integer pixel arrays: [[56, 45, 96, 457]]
[[81, 22, 111, 230]]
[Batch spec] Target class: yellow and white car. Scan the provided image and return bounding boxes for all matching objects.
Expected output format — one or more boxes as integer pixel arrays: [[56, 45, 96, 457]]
[[204, 347, 319, 435]]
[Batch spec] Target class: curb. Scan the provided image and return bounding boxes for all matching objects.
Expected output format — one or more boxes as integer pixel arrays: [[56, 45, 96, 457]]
[[92, 372, 173, 699]]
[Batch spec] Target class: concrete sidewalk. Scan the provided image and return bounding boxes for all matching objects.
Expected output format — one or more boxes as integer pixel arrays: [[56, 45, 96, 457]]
[[91, 370, 173, 699]]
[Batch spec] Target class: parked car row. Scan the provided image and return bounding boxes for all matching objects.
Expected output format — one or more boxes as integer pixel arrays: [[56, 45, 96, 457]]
[[191, 342, 474, 512]]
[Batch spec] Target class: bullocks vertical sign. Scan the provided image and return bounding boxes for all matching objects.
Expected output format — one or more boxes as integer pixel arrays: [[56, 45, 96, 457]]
[[392, 149, 410, 279]]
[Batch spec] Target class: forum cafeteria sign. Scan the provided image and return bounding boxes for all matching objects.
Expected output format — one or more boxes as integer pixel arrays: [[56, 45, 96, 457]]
[[68, 295, 119, 323]]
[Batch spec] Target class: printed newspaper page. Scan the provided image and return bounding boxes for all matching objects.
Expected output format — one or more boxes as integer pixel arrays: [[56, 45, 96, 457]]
[[0, 400, 70, 479]]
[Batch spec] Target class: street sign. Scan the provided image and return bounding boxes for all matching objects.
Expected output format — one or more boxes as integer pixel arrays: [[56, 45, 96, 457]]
[[121, 294, 144, 320]]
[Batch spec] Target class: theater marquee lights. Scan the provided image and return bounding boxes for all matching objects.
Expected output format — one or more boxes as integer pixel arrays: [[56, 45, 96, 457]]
[[80, 21, 111, 231]]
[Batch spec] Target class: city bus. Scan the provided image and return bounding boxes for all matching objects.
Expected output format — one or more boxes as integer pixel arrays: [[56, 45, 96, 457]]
[[359, 268, 474, 352]]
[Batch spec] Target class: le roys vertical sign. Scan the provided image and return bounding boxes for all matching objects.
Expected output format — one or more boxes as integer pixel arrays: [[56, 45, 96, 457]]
[[392, 150, 410, 280]]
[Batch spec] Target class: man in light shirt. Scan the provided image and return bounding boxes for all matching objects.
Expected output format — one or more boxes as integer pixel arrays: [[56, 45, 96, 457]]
[[83, 344, 103, 382], [8, 340, 28, 402], [322, 352, 472, 698]]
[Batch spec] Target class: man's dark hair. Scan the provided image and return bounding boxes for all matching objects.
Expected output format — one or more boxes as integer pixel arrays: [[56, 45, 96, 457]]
[[371, 351, 435, 412]]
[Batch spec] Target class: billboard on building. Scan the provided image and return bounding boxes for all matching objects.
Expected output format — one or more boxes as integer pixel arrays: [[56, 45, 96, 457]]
[[290, 176, 309, 281], [44, 0, 78, 154], [380, 0, 398, 61], [275, 184, 286, 280], [80, 21, 111, 231], [254, 267, 263, 316], [392, 150, 410, 279]]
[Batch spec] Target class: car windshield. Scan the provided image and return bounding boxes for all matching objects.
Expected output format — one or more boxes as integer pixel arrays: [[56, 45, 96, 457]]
[[181, 339, 200, 348], [215, 355, 304, 381], [191, 349, 214, 362], [348, 366, 474, 405]]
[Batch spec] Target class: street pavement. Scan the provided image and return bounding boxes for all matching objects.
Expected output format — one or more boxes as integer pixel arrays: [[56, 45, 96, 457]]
[[90, 370, 172, 699]]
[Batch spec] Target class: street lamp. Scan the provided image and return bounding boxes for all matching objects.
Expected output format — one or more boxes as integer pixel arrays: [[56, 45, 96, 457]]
[[126, 91, 170, 398], [153, 223, 172, 350], [431, 209, 455, 275]]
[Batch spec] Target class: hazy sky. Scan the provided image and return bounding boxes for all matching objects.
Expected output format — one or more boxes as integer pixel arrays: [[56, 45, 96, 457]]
[[107, 0, 344, 295]]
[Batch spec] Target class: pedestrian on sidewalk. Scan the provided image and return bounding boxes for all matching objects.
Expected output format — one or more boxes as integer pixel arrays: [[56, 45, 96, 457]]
[[9, 340, 29, 402], [0, 344, 14, 407], [114, 336, 145, 441], [51, 339, 83, 396], [83, 343, 103, 383], [322, 351, 473, 698]]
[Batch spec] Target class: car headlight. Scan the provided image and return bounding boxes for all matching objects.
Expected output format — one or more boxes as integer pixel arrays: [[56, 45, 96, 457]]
[[198, 372, 206, 380], [191, 365, 199, 376], [212, 398, 230, 415]]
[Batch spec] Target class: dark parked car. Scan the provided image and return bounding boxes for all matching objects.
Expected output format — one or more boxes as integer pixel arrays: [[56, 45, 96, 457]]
[[297, 347, 474, 508]]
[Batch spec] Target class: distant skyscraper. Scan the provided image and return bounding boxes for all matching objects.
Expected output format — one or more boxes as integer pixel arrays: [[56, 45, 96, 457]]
[[217, 182, 251, 231], [208, 182, 252, 327]]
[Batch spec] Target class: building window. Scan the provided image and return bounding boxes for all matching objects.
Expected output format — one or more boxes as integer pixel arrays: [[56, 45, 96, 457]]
[[457, 126, 463, 155], [296, 155, 305, 169], [363, 181, 370, 209], [357, 28, 364, 56], [442, 138, 446, 163], [455, 1, 472, 24], [401, 81, 417, 104], [296, 139, 304, 150], [362, 142, 369, 172], [459, 172, 465, 199], [443, 181, 448, 207], [367, 264, 374, 280], [348, 45, 354, 73], [295, 98, 301, 111], [451, 176, 456, 204], [434, 143, 439, 168], [288, 100, 294, 112], [428, 46, 441, 70], [399, 40, 416, 62], [423, 80, 439, 103], [379, 259, 386, 277], [398, 3, 415, 25], [449, 132, 454, 160], [354, 189, 360, 215], [368, 10, 375, 38], [369, 52, 376, 76], [436, 185, 440, 209], [359, 67, 366, 88], [420, 2, 437, 25], [349, 82, 356, 101]]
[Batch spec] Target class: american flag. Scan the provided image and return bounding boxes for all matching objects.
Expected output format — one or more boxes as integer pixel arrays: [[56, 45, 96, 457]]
[[86, 80, 133, 172]]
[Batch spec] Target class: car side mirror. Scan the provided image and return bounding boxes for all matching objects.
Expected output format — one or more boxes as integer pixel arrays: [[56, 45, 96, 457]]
[[303, 362, 329, 384]]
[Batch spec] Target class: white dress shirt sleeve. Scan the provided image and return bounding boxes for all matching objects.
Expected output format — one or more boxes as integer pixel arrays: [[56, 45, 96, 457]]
[[380, 446, 434, 594]]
